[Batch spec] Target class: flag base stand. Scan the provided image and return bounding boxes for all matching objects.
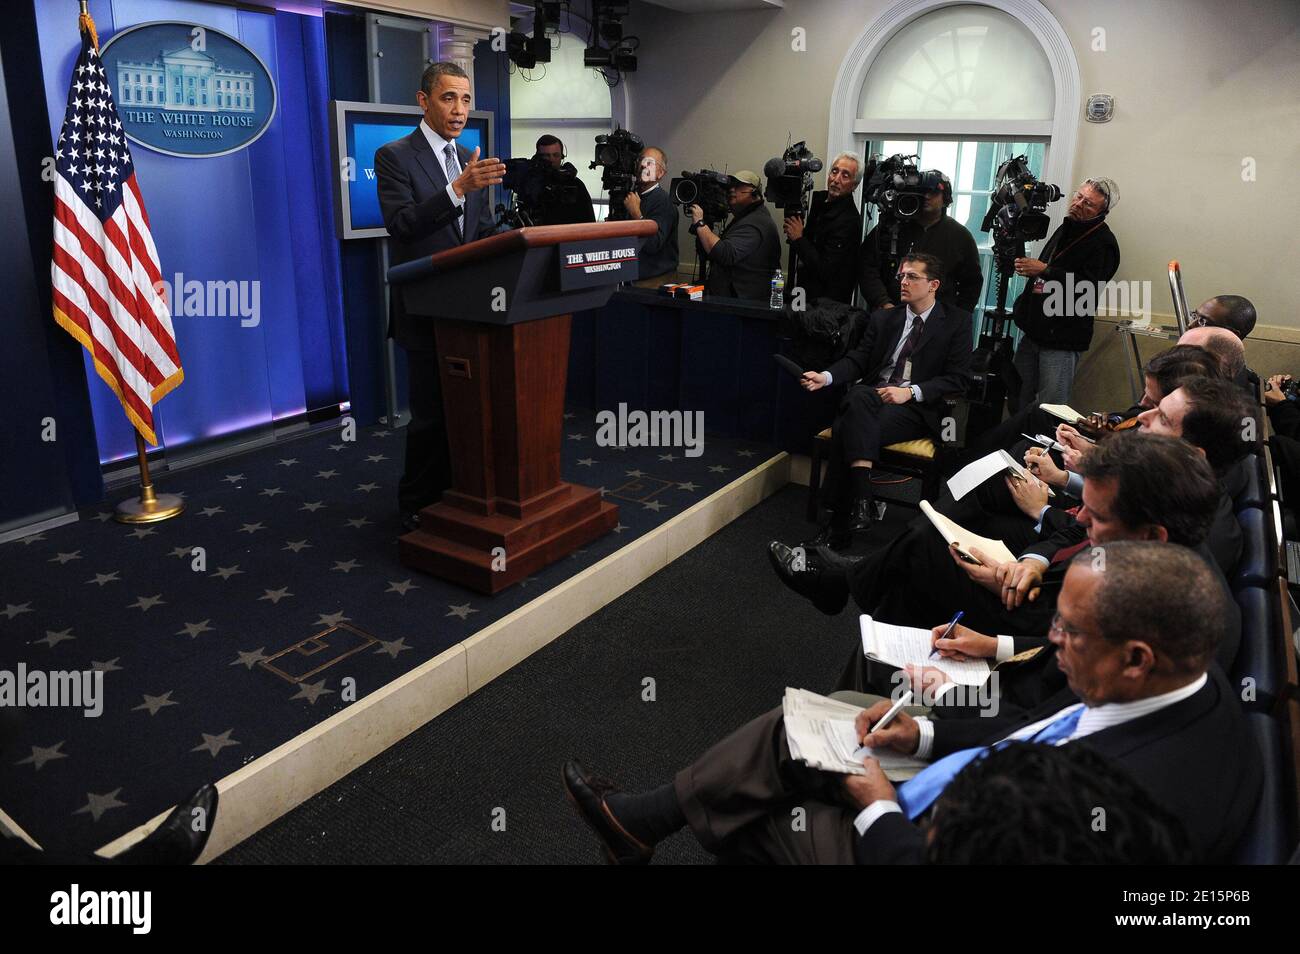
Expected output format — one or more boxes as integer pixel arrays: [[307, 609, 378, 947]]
[[114, 431, 184, 524]]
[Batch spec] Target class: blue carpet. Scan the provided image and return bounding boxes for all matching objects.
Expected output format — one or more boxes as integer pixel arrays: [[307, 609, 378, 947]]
[[0, 408, 775, 855]]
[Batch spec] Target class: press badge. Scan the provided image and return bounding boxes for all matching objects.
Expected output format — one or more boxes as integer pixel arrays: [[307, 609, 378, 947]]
[[1031, 278, 1046, 294], [902, 359, 913, 381]]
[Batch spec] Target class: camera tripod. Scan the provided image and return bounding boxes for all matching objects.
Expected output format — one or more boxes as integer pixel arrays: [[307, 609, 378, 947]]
[[966, 249, 1024, 436]]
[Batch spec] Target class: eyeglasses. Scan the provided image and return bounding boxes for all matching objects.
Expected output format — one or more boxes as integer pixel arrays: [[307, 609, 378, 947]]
[[897, 271, 935, 284], [1188, 310, 1215, 327], [1049, 612, 1087, 640], [1070, 191, 1105, 211]]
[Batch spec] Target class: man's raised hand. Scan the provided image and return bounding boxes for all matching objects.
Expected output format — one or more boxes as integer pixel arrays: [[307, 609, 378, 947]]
[[452, 147, 506, 197]]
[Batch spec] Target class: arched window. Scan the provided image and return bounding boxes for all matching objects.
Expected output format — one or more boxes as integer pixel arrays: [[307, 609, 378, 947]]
[[509, 24, 615, 220], [830, 1, 1081, 324]]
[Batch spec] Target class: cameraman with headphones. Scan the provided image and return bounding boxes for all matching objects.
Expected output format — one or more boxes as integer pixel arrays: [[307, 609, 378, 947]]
[[858, 171, 983, 313], [688, 171, 782, 302], [1009, 177, 1120, 410], [534, 134, 595, 225]]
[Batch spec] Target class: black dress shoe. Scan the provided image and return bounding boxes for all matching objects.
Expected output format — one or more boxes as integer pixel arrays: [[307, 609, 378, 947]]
[[115, 784, 218, 865], [399, 511, 421, 534], [767, 540, 850, 616], [561, 760, 653, 865]]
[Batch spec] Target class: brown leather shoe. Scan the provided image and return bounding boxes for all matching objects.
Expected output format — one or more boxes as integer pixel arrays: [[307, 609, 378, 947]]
[[561, 760, 653, 865]]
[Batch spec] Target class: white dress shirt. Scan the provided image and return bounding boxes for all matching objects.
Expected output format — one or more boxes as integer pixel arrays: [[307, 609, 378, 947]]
[[822, 301, 935, 403], [419, 119, 466, 213], [853, 672, 1209, 837]]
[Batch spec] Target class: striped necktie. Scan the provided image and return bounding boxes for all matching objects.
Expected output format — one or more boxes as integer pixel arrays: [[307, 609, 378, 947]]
[[443, 143, 463, 240]]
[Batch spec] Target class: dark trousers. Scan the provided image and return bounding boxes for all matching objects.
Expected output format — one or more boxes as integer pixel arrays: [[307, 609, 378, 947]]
[[674, 706, 859, 864], [399, 347, 453, 516], [956, 402, 1061, 467], [823, 384, 929, 509]]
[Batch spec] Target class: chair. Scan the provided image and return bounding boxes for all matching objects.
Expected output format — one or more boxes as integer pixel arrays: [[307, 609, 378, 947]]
[[807, 430, 946, 522], [1234, 507, 1274, 590]]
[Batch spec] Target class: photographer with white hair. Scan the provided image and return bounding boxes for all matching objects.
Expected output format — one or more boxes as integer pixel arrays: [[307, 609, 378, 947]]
[[783, 152, 864, 304], [1009, 176, 1122, 410]]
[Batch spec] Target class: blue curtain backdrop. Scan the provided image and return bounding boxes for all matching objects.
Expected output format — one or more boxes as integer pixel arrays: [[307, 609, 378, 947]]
[[34, 0, 349, 467]]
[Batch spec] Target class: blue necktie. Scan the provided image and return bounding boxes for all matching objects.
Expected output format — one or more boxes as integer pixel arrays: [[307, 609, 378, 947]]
[[895, 706, 1084, 820]]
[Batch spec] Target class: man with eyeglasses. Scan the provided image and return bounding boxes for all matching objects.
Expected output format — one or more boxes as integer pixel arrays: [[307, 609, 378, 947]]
[[622, 146, 679, 282], [561, 540, 1260, 864], [791, 251, 973, 547], [687, 171, 781, 301], [1009, 178, 1121, 411]]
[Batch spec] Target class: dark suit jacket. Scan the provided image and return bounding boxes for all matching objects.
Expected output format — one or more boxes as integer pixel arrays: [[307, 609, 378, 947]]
[[826, 301, 974, 435], [637, 185, 679, 280], [857, 667, 1262, 864], [789, 190, 861, 303], [375, 127, 498, 350]]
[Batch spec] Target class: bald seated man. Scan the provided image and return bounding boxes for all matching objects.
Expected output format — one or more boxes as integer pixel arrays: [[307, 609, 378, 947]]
[[1179, 325, 1251, 393]]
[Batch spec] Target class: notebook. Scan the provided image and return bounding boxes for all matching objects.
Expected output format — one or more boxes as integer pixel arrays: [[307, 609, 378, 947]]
[[947, 450, 1053, 501], [858, 615, 993, 687], [782, 687, 927, 779], [919, 500, 1017, 565]]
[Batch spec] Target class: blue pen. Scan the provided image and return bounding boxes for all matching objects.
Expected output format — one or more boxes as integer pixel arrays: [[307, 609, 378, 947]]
[[929, 610, 964, 659]]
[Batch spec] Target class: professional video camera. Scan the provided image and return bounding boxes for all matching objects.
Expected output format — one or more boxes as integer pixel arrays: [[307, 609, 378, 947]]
[[980, 154, 1063, 272], [669, 169, 731, 225], [590, 127, 644, 220], [967, 156, 1063, 436], [500, 156, 582, 227], [763, 141, 822, 214], [861, 153, 947, 220]]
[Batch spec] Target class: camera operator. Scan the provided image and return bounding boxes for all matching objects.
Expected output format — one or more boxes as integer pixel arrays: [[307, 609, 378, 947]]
[[533, 135, 595, 225], [783, 152, 863, 304], [688, 171, 781, 302], [1009, 177, 1121, 410], [622, 147, 679, 282], [858, 172, 982, 312]]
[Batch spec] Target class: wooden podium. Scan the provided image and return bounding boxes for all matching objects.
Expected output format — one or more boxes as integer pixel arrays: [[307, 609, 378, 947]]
[[389, 220, 656, 594]]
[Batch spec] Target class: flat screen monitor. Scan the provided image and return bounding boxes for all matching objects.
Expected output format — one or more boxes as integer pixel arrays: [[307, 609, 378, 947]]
[[330, 101, 494, 239]]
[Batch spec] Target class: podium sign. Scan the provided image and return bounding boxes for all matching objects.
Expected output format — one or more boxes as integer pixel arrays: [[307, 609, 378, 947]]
[[558, 238, 640, 291]]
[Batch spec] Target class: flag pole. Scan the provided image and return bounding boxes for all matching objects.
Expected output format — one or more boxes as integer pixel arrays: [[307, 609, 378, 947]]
[[115, 430, 184, 524]]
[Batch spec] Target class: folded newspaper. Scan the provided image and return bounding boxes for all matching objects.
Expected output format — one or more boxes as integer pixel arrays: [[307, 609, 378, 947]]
[[782, 687, 927, 780]]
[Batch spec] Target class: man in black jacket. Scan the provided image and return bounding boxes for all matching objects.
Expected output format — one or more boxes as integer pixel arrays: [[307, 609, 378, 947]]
[[560, 542, 1261, 864], [858, 173, 983, 313], [784, 152, 862, 304], [374, 62, 503, 531], [689, 171, 781, 301], [622, 146, 678, 282], [1010, 177, 1121, 410], [533, 134, 594, 225], [796, 252, 973, 547]]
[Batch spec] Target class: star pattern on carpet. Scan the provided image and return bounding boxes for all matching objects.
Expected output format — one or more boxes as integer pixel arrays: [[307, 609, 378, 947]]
[[91, 658, 123, 673], [332, 559, 361, 573], [708, 465, 730, 473], [133, 691, 179, 716], [49, 551, 81, 565], [238, 522, 266, 534], [291, 679, 334, 705], [375, 638, 413, 658], [385, 579, 417, 595], [230, 647, 268, 669], [16, 742, 68, 771], [86, 572, 119, 586], [192, 729, 240, 758], [365, 454, 388, 463], [300, 501, 325, 512], [74, 788, 126, 822], [345, 517, 371, 529], [277, 458, 299, 467], [36, 628, 74, 649], [260, 487, 285, 497], [127, 527, 156, 540], [127, 594, 165, 612], [446, 603, 478, 620], [210, 566, 243, 581], [176, 620, 214, 639], [283, 540, 311, 553], [577, 458, 595, 466], [259, 587, 293, 604], [2, 603, 34, 619], [199, 506, 224, 517], [677, 481, 700, 492], [315, 611, 350, 628], [221, 474, 246, 484]]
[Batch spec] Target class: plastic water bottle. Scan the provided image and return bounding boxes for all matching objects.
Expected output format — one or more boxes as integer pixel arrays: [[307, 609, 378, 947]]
[[769, 269, 785, 309]]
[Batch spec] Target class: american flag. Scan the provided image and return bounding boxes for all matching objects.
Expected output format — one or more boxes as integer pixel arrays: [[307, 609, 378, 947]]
[[50, 27, 182, 447]]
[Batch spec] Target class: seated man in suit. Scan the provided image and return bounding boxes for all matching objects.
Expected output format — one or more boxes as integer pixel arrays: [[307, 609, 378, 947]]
[[836, 432, 1241, 703], [1179, 324, 1254, 395], [796, 252, 973, 548], [374, 61, 505, 533], [561, 542, 1261, 864]]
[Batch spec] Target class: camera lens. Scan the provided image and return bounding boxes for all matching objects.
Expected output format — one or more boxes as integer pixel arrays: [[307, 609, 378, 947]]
[[674, 179, 698, 205], [895, 193, 920, 218]]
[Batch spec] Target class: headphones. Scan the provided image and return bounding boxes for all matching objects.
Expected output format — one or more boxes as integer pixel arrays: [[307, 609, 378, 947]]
[[537, 137, 566, 160], [920, 170, 953, 207]]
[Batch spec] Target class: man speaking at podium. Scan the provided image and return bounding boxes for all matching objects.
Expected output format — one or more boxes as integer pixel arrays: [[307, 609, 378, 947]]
[[375, 62, 506, 532]]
